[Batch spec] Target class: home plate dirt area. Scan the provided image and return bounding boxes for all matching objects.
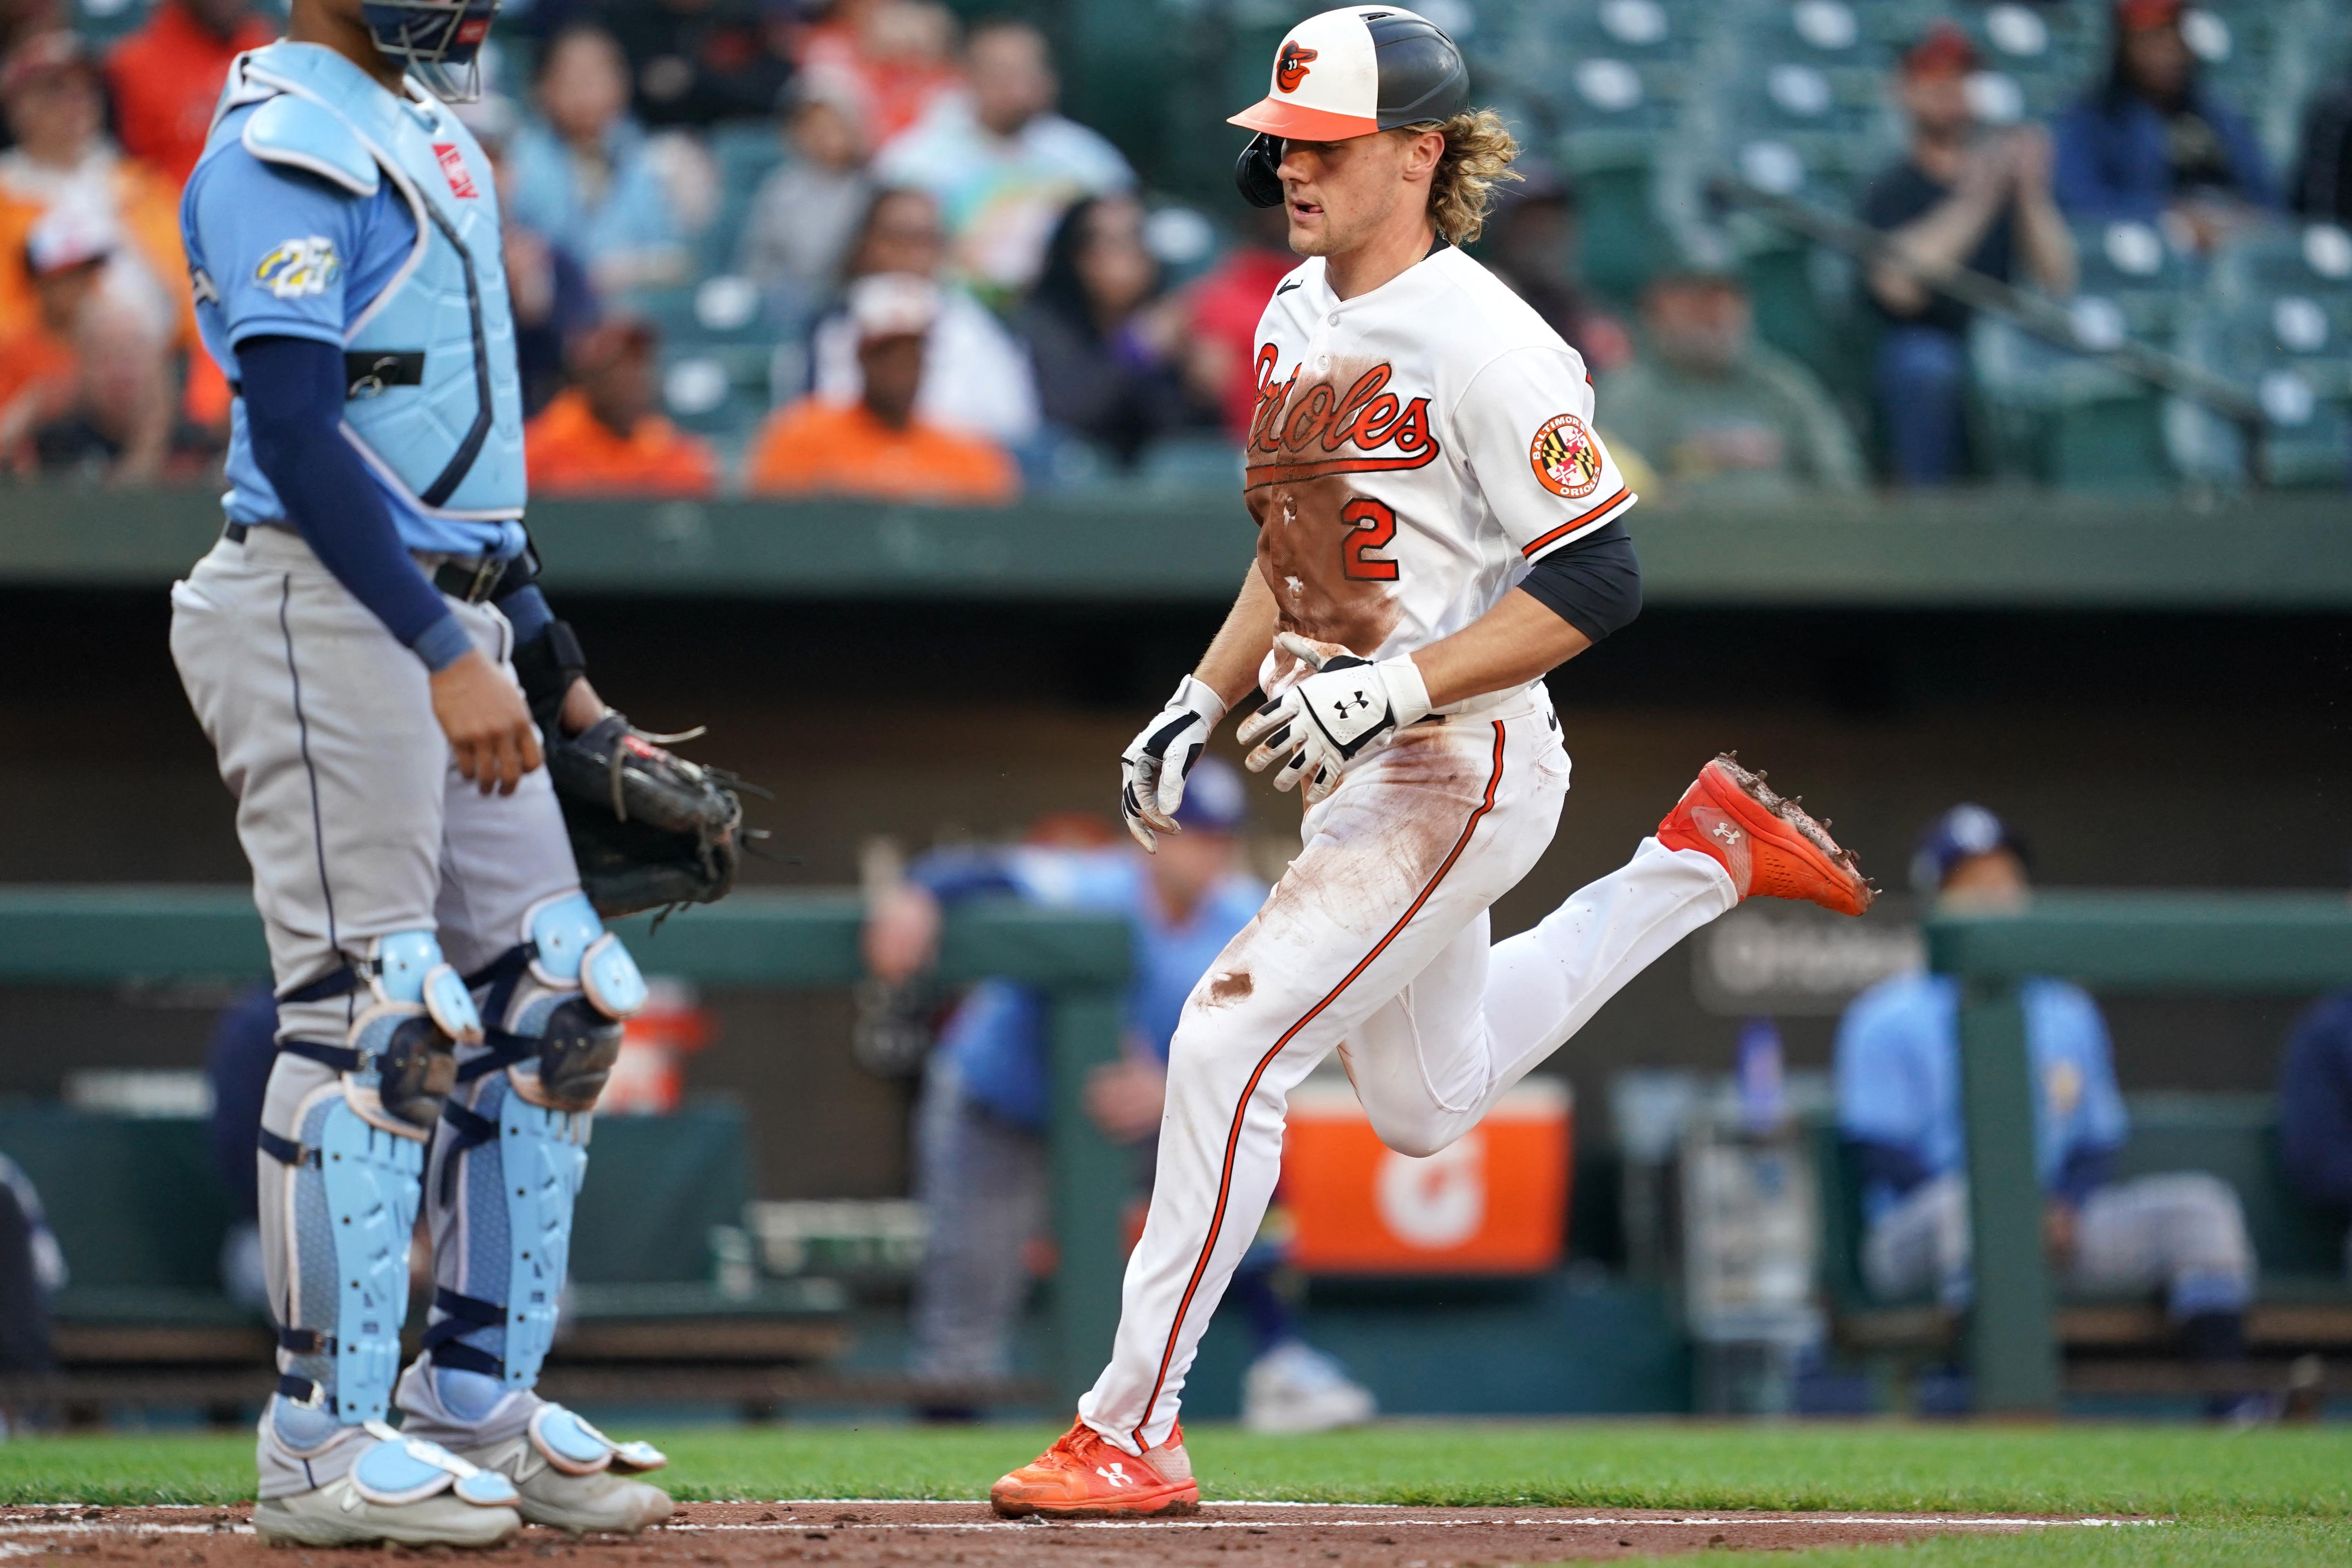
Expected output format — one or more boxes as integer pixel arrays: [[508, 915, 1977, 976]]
[[0, 1501, 2148, 1565]]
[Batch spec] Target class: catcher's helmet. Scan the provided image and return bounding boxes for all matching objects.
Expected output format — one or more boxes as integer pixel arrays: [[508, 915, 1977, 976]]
[[1230, 7, 1470, 207]]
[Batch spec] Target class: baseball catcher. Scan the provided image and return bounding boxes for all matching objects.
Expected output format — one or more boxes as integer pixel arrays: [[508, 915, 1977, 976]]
[[167, 0, 735, 1545]]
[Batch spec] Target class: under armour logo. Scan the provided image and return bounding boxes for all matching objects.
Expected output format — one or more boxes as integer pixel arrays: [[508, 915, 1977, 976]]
[[1096, 1462, 1134, 1488], [1332, 689, 1372, 719], [1711, 822, 1744, 846]]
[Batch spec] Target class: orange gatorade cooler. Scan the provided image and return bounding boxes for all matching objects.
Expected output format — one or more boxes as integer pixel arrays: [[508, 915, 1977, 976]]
[[1281, 1075, 1572, 1274]]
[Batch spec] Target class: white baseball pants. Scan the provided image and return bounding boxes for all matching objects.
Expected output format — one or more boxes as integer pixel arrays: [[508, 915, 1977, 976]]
[[1078, 685, 1738, 1452]]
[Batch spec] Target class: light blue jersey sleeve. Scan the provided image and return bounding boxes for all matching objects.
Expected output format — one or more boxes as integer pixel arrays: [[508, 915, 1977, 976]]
[[1834, 973, 1942, 1158], [2036, 979, 2128, 1155], [186, 149, 371, 352]]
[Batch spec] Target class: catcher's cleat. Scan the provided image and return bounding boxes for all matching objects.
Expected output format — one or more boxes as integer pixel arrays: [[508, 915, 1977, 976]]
[[454, 1407, 674, 1537], [989, 1419, 1200, 1519], [250, 1426, 521, 1549], [1657, 753, 1873, 917]]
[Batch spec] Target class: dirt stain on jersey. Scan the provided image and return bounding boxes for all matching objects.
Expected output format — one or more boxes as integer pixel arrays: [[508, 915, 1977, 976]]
[[1245, 353, 1438, 666], [1206, 970, 1254, 1005]]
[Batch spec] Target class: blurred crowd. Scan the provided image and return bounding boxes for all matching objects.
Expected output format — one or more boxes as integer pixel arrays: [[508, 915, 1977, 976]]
[[0, 0, 2348, 497]]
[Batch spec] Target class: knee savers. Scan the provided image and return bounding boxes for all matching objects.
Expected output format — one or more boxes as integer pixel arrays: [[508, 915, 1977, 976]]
[[350, 930, 483, 1129], [506, 892, 646, 1112]]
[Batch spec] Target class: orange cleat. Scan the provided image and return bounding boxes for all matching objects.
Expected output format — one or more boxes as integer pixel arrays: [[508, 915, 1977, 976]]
[[988, 1419, 1200, 1520], [1657, 753, 1873, 917]]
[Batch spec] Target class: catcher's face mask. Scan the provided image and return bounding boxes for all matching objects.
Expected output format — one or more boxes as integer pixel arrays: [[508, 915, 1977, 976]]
[[361, 0, 499, 102]]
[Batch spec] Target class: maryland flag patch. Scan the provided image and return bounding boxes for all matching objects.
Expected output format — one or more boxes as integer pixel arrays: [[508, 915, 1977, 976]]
[[1529, 412, 1603, 500]]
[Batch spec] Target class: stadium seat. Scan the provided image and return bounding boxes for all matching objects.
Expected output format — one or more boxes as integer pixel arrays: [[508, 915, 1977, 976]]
[[1942, 0, 2105, 125], [1967, 217, 2201, 488], [2168, 287, 2352, 489], [1483, 0, 1712, 301], [1686, 0, 1901, 216], [2175, 224, 2352, 487]]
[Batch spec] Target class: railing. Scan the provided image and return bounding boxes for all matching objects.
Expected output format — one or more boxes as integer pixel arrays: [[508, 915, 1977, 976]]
[[1926, 892, 2352, 1413], [5, 486, 2350, 607], [0, 885, 1133, 1404]]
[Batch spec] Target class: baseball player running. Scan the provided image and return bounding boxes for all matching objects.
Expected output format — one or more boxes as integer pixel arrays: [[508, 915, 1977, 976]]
[[991, 7, 1872, 1518], [169, 0, 676, 1547]]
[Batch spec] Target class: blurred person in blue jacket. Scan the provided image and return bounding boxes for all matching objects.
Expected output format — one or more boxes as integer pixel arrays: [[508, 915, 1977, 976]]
[[863, 758, 1374, 1435], [2052, 0, 2276, 254], [1836, 805, 2260, 1399], [505, 23, 689, 294], [2278, 986, 2352, 1275]]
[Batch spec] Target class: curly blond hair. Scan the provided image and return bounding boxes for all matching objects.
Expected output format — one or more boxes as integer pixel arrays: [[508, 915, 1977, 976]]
[[1418, 109, 1521, 246]]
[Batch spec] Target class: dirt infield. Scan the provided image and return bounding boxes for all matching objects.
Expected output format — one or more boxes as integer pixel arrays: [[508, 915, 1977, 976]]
[[0, 1501, 2150, 1565]]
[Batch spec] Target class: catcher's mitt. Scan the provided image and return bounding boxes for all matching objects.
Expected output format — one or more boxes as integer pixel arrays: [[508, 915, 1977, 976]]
[[547, 713, 745, 916]]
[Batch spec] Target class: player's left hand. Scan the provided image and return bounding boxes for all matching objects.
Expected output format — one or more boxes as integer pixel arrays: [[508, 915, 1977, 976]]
[[1238, 633, 1431, 805]]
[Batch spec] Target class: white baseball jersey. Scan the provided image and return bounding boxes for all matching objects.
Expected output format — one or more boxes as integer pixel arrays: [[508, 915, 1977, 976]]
[[1077, 243, 1738, 1464], [1245, 242, 1636, 691]]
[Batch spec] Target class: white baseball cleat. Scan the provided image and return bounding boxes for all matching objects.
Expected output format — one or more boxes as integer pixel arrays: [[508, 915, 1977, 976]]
[[1240, 1341, 1377, 1435], [251, 1423, 522, 1548], [456, 1405, 674, 1536]]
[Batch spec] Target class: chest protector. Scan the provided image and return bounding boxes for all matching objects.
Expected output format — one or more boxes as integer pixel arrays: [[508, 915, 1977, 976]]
[[216, 42, 524, 520]]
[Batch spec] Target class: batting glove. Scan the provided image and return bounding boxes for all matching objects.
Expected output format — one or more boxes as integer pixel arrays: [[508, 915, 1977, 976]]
[[1237, 633, 1431, 804], [1119, 674, 1228, 852]]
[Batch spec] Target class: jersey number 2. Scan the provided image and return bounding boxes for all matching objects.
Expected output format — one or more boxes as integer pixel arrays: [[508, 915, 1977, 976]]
[[1340, 497, 1399, 581]]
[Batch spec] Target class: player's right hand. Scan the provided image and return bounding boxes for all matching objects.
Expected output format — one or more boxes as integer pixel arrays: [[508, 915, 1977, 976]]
[[431, 648, 543, 796], [1118, 674, 1228, 853]]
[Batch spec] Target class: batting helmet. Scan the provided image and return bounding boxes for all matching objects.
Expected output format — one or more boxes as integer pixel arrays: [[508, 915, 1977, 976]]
[[1231, 6, 1471, 208]]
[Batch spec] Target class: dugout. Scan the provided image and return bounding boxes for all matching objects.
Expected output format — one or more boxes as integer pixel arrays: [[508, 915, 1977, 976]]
[[1, 486, 2347, 1419]]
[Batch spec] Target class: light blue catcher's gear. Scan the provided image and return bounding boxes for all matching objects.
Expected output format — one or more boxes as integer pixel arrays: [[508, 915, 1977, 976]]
[[265, 928, 485, 1432], [422, 893, 644, 1403], [210, 42, 525, 527], [351, 1421, 520, 1507], [526, 1406, 667, 1475], [265, 1080, 427, 1428]]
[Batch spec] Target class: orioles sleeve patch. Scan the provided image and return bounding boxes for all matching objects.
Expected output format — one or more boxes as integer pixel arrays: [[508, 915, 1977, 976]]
[[1529, 412, 1603, 500]]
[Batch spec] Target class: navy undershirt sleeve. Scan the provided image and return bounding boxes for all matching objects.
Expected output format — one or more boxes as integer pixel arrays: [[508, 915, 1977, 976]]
[[498, 583, 554, 645], [236, 334, 469, 671], [1516, 519, 1642, 644]]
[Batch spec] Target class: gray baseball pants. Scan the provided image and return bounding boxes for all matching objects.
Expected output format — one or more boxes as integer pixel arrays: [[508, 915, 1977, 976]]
[[1865, 1170, 2256, 1317], [171, 524, 582, 1493]]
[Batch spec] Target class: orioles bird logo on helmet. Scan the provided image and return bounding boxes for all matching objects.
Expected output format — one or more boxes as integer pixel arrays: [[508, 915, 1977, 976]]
[[1276, 40, 1318, 93]]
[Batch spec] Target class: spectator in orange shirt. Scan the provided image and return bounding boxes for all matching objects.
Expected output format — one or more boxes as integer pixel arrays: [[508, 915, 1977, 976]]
[[793, 0, 960, 147], [525, 317, 718, 497], [106, 0, 276, 187], [0, 202, 172, 481], [746, 272, 1016, 504], [0, 33, 189, 352]]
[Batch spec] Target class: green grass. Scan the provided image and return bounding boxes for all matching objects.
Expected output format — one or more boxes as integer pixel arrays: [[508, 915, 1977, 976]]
[[3, 1421, 2348, 1562], [1775, 1519, 2352, 1567]]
